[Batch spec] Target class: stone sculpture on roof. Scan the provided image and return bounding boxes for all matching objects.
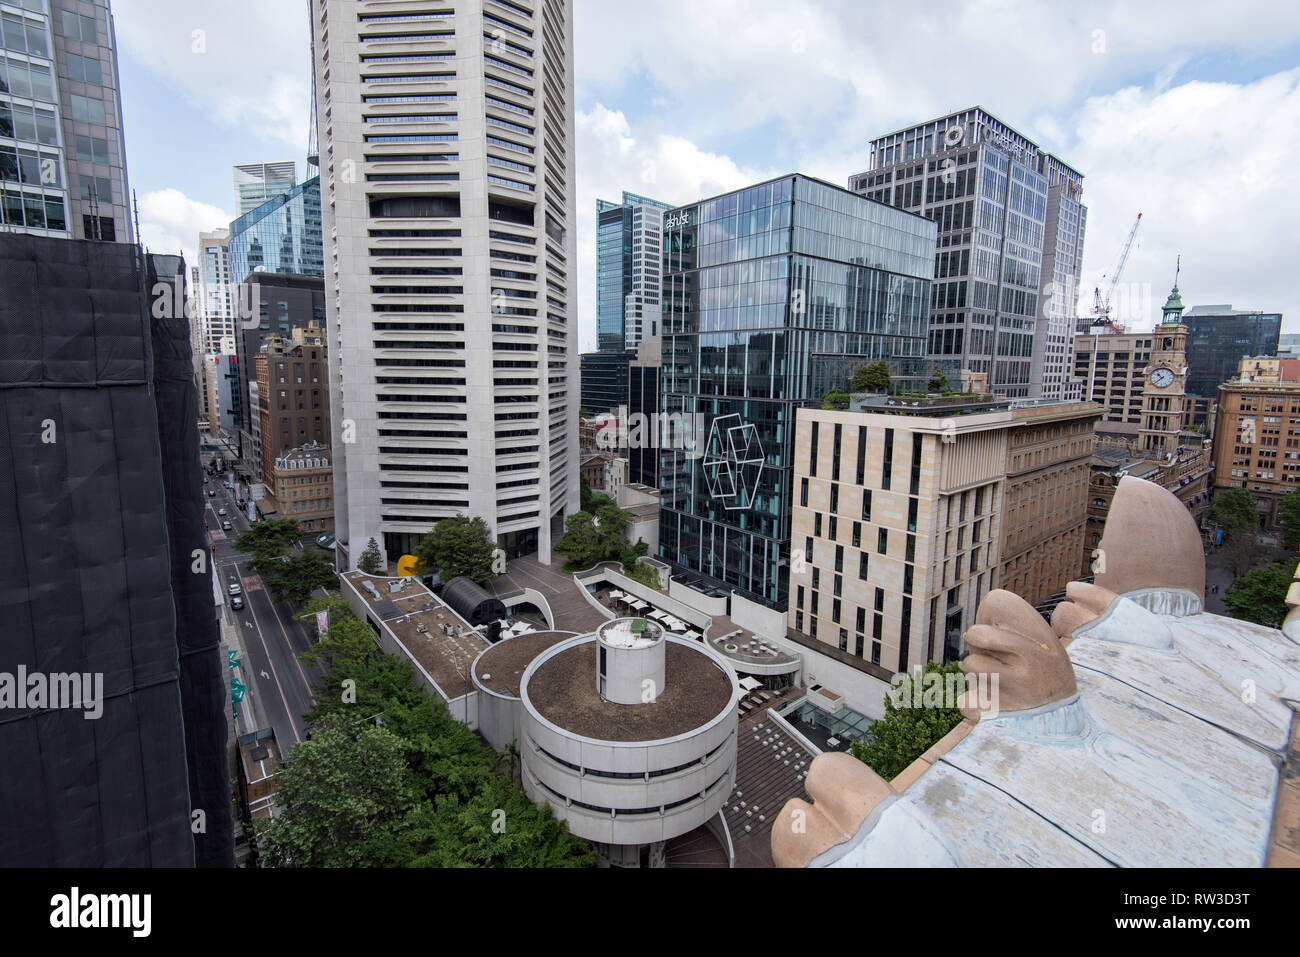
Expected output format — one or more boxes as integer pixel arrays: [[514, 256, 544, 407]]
[[773, 476, 1300, 868]]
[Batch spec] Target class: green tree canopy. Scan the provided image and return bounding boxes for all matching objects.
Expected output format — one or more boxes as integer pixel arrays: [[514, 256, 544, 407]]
[[259, 553, 338, 604], [555, 502, 632, 572], [258, 716, 418, 868], [1279, 490, 1300, 550], [1209, 487, 1259, 535], [261, 598, 595, 868], [412, 515, 500, 587], [357, 537, 384, 575], [850, 663, 965, 780], [1223, 562, 1293, 627], [927, 369, 948, 393], [850, 360, 892, 394], [234, 518, 301, 562], [821, 389, 850, 410]]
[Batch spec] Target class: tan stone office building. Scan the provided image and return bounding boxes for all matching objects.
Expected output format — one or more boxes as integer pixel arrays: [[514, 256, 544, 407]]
[[789, 398, 1011, 687], [1212, 378, 1300, 528], [998, 401, 1103, 607]]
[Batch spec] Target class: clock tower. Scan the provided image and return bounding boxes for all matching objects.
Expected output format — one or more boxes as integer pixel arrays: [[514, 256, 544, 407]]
[[1139, 269, 1188, 458]]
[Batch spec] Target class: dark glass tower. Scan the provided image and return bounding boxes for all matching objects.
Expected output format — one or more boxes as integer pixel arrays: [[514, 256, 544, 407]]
[[658, 174, 936, 609]]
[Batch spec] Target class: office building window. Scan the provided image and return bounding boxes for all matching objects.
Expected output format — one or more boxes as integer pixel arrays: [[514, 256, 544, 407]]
[[882, 428, 894, 490], [878, 528, 888, 554], [862, 488, 872, 521], [910, 436, 923, 495], [832, 424, 842, 481], [809, 421, 819, 477], [858, 551, 869, 580], [856, 426, 867, 484], [66, 52, 102, 85]]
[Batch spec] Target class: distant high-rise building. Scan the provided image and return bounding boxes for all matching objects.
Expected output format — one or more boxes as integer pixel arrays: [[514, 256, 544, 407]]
[[1181, 304, 1282, 398], [580, 349, 634, 416], [231, 271, 325, 484], [197, 228, 233, 353], [232, 160, 296, 217], [659, 174, 936, 610], [312, 0, 580, 569], [1, 0, 133, 242], [851, 107, 1087, 398], [226, 175, 323, 287], [596, 191, 673, 351]]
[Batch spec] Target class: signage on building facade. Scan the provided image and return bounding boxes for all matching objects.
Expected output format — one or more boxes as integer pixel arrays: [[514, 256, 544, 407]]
[[664, 209, 694, 230]]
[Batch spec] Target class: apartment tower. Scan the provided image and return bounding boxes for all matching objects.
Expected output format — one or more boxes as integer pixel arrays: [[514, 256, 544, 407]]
[[311, 0, 579, 568]]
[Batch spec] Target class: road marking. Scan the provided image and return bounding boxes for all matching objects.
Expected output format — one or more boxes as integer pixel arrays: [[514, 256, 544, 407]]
[[238, 560, 305, 744]]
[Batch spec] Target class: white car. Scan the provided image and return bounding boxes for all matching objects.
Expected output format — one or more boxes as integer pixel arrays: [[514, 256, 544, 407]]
[[228, 581, 242, 597]]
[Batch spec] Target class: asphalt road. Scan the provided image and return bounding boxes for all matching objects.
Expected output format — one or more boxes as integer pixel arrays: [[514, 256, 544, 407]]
[[202, 459, 326, 750]]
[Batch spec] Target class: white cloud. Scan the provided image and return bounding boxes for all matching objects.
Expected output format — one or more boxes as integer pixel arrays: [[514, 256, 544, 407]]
[[111, 0, 311, 154], [574, 106, 779, 351], [1069, 70, 1300, 327], [137, 188, 232, 270]]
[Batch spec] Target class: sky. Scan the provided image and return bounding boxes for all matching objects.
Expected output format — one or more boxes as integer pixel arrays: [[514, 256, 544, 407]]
[[113, 0, 1300, 347]]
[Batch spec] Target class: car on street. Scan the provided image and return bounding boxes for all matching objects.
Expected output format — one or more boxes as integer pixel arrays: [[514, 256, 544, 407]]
[[222, 521, 232, 531], [217, 508, 227, 516], [316, 533, 335, 549], [230, 595, 244, 611], [208, 489, 216, 497], [228, 581, 242, 596]]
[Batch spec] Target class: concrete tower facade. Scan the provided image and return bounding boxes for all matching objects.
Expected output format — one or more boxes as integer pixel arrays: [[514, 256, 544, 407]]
[[311, 0, 580, 569]]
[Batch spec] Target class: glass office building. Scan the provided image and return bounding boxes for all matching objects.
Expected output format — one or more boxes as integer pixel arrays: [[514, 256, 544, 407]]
[[596, 191, 674, 352], [580, 349, 635, 415], [658, 174, 936, 608], [226, 175, 323, 287], [1182, 305, 1282, 397]]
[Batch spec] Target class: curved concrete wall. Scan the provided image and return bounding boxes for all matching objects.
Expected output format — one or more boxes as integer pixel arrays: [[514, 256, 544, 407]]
[[518, 634, 740, 847]]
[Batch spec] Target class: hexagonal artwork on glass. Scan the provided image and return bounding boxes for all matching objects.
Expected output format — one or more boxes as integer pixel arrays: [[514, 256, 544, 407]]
[[701, 413, 764, 510]]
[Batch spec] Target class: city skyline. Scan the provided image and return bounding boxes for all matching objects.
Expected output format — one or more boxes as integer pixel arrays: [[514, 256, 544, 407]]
[[110, 0, 1300, 344]]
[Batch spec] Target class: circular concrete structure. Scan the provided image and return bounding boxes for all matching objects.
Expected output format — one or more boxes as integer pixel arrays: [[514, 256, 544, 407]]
[[471, 630, 576, 753], [518, 619, 740, 855]]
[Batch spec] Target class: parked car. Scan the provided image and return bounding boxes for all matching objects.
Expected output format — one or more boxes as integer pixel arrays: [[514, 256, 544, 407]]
[[228, 581, 242, 596], [316, 533, 335, 549], [230, 595, 244, 611], [222, 521, 232, 531]]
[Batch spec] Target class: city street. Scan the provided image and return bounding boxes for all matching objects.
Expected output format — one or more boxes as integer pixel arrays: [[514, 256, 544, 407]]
[[203, 453, 325, 749]]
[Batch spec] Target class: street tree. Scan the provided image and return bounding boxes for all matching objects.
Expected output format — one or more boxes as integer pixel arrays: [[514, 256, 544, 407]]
[[1223, 562, 1293, 627], [258, 716, 418, 868], [234, 518, 301, 561], [1279, 490, 1300, 550], [1208, 487, 1259, 536], [260, 553, 338, 604]]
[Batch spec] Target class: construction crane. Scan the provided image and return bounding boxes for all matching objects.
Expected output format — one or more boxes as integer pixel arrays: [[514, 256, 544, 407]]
[[1092, 212, 1142, 325]]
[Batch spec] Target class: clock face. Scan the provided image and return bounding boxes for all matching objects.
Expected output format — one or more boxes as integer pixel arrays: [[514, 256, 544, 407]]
[[1150, 367, 1175, 389]]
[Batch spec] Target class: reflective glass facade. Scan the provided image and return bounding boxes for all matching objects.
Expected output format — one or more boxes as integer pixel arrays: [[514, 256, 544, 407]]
[[227, 176, 323, 287], [596, 190, 672, 351], [658, 174, 936, 609], [1184, 310, 1282, 397]]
